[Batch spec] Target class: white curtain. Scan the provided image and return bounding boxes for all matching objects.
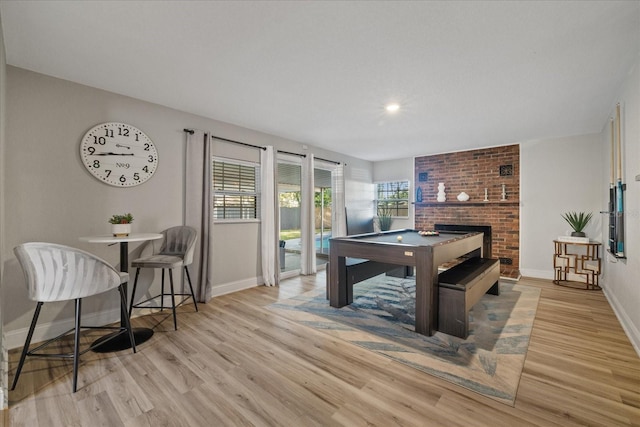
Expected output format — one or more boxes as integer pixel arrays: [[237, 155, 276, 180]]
[[301, 154, 316, 274], [184, 130, 214, 302], [260, 146, 279, 286], [332, 163, 347, 238]]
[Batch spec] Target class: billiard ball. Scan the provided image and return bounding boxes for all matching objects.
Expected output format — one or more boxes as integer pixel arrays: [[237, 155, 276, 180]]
[[397, 235, 403, 242]]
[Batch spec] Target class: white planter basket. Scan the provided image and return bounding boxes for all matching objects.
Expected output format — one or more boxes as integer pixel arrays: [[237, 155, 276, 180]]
[[112, 223, 132, 237]]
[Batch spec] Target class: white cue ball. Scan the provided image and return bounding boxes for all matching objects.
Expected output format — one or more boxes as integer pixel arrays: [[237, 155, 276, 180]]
[[397, 235, 403, 242]]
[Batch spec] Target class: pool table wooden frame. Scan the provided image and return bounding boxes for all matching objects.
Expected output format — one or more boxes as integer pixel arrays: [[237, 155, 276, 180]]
[[328, 229, 484, 336]]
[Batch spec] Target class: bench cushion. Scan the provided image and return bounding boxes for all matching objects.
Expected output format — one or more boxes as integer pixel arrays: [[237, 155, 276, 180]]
[[439, 257, 500, 291]]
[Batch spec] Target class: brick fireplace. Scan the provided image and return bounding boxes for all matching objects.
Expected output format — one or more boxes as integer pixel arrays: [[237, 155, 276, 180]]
[[414, 145, 520, 279]]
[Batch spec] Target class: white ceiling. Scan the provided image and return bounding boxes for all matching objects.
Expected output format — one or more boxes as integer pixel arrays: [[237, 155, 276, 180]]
[[1, 1, 638, 162]]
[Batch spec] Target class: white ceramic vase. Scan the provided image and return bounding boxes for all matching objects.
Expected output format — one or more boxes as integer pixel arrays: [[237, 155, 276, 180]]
[[437, 182, 446, 202]]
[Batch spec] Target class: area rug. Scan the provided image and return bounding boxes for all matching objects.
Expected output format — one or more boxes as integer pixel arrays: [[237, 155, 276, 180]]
[[268, 275, 540, 406]]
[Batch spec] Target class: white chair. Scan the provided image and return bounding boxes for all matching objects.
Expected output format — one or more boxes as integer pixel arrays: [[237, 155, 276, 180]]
[[129, 226, 198, 330], [12, 242, 136, 393]]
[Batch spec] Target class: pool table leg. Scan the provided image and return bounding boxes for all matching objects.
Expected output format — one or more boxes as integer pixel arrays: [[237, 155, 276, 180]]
[[415, 248, 436, 336], [329, 255, 349, 307]]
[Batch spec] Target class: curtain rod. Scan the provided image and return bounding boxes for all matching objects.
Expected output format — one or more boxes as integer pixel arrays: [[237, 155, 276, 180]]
[[316, 157, 341, 165], [211, 134, 267, 151], [183, 128, 341, 164], [278, 150, 306, 158], [275, 150, 342, 165], [183, 129, 266, 151]]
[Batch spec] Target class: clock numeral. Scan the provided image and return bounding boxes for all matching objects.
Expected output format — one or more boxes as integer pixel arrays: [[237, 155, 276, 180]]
[[92, 160, 100, 168], [93, 136, 107, 145], [118, 127, 130, 137], [104, 129, 114, 138], [119, 175, 126, 183], [143, 143, 150, 151], [135, 133, 140, 142], [148, 155, 155, 163], [142, 165, 149, 173], [105, 169, 112, 177], [87, 146, 96, 155], [134, 173, 140, 181]]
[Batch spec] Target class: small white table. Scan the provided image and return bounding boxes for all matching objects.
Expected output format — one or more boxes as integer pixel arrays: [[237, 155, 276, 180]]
[[80, 233, 163, 351]]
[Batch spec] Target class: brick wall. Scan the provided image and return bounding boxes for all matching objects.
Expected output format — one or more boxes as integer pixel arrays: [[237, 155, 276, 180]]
[[414, 145, 520, 278]]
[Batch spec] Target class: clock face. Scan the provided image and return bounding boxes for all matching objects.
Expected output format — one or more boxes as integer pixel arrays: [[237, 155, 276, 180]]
[[80, 122, 158, 187]]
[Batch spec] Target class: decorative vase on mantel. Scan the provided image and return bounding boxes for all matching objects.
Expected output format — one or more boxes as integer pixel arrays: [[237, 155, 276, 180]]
[[437, 182, 446, 202], [457, 192, 470, 202]]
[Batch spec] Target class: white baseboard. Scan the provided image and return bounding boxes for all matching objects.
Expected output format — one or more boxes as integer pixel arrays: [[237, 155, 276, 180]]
[[519, 268, 554, 280], [210, 276, 261, 297], [6, 307, 121, 350], [8, 271, 638, 362], [601, 286, 640, 357], [6, 278, 262, 350]]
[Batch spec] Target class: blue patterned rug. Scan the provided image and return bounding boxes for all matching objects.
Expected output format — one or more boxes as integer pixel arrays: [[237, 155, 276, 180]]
[[268, 275, 540, 406]]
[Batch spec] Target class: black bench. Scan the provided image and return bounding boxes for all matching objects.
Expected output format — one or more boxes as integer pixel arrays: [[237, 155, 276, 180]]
[[438, 257, 500, 338], [325, 259, 412, 300]]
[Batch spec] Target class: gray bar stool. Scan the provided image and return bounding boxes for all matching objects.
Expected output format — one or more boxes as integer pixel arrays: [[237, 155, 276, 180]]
[[129, 226, 198, 330]]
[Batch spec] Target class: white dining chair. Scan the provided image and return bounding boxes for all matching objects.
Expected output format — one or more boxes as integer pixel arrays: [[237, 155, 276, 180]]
[[129, 226, 198, 330], [12, 242, 137, 393]]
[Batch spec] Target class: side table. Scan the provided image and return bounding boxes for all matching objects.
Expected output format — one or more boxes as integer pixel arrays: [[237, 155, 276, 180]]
[[80, 233, 163, 351], [553, 240, 602, 290]]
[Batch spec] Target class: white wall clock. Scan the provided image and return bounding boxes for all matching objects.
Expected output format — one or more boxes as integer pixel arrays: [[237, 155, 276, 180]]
[[80, 122, 158, 187]]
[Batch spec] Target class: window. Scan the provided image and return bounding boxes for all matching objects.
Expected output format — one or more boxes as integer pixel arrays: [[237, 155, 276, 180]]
[[213, 158, 260, 220], [375, 180, 409, 217]]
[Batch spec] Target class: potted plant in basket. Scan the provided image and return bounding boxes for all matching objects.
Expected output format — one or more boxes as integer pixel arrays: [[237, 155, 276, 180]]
[[561, 211, 592, 237], [109, 213, 134, 237]]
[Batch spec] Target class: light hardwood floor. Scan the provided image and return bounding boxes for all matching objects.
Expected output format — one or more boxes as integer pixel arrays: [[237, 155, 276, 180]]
[[2, 273, 640, 426]]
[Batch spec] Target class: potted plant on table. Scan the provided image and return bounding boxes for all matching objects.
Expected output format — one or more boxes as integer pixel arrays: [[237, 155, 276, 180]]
[[109, 213, 134, 237], [561, 211, 592, 237]]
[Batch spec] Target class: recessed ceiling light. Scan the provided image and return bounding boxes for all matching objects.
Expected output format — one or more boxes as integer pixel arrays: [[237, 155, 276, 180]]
[[385, 103, 400, 113]]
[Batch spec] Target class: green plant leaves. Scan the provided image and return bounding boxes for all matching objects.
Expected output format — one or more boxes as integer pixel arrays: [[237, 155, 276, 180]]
[[561, 211, 592, 232]]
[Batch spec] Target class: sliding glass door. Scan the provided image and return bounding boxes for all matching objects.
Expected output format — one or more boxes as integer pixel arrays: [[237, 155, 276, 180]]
[[314, 167, 332, 265], [277, 159, 302, 276], [276, 155, 337, 275]]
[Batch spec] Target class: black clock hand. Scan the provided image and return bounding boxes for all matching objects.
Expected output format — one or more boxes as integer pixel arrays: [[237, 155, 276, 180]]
[[93, 152, 135, 156]]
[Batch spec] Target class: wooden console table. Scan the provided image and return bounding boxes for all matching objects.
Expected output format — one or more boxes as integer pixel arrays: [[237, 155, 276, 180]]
[[553, 240, 602, 290]]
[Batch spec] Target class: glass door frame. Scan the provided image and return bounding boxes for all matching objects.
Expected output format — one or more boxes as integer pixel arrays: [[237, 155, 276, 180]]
[[277, 154, 303, 279]]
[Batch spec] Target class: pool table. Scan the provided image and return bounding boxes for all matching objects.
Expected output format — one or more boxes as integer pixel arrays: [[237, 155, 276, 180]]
[[328, 229, 484, 336]]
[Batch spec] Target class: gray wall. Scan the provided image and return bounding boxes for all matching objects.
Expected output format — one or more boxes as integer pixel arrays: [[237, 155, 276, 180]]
[[520, 133, 603, 277], [598, 59, 640, 353], [1, 67, 372, 349]]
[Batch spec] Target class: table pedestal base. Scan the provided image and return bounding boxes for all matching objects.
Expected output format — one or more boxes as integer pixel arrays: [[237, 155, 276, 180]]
[[91, 328, 154, 353]]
